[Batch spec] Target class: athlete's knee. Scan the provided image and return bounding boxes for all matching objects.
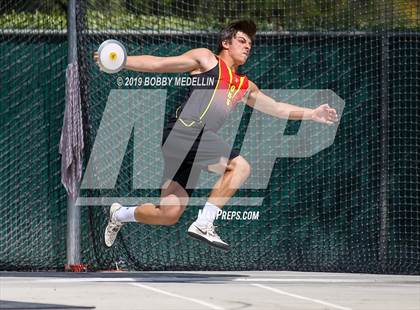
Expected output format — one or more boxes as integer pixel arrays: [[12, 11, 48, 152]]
[[161, 181, 190, 208], [177, 194, 189, 208], [159, 195, 185, 225], [230, 156, 251, 177]]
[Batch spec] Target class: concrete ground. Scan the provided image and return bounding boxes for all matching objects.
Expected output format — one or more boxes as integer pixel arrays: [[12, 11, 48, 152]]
[[1, 271, 419, 310]]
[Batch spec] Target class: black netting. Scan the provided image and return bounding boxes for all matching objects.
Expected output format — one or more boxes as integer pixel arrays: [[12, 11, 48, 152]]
[[1, 0, 419, 273], [0, 0, 68, 270]]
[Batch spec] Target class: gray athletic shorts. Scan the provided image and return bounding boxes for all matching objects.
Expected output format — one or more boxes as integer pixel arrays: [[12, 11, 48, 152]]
[[161, 122, 240, 196]]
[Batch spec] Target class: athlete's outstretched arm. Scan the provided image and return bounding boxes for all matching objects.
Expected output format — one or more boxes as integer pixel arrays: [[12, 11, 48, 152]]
[[246, 81, 338, 124], [94, 48, 215, 74]]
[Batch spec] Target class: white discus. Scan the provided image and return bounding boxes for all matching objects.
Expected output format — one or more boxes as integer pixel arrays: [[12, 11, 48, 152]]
[[97, 39, 127, 74]]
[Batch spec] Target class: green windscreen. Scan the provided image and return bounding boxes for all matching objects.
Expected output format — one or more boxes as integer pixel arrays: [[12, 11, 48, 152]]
[[0, 0, 68, 270]]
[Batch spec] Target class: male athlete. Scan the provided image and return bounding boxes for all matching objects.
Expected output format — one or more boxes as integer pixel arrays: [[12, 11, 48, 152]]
[[94, 20, 338, 251]]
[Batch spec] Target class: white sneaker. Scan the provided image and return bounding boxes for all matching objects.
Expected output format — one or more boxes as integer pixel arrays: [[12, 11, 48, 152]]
[[104, 203, 125, 247], [187, 222, 230, 251]]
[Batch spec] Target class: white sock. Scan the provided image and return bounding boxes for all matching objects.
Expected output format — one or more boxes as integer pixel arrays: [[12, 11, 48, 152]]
[[195, 201, 220, 226], [114, 206, 137, 222]]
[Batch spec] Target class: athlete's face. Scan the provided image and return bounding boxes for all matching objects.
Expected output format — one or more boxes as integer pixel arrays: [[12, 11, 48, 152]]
[[224, 31, 252, 65]]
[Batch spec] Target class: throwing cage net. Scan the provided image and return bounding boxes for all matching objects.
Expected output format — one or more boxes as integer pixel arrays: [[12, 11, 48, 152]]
[[1, 0, 419, 273]]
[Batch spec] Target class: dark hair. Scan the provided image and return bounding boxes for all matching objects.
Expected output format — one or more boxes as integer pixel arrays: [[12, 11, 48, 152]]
[[217, 20, 257, 53]]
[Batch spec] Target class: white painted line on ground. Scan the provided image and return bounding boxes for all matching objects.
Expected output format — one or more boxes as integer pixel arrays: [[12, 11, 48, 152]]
[[130, 282, 225, 310], [252, 283, 352, 310]]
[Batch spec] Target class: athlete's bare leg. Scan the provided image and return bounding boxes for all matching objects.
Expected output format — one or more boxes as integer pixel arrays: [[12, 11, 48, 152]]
[[186, 155, 250, 250], [133, 180, 189, 225], [207, 155, 251, 208]]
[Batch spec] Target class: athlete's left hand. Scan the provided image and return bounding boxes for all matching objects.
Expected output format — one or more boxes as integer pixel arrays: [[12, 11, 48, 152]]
[[311, 104, 339, 125]]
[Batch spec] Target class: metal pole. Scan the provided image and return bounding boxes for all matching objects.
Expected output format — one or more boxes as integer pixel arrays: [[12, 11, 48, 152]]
[[66, 0, 81, 268], [379, 0, 389, 271], [68, 0, 78, 64]]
